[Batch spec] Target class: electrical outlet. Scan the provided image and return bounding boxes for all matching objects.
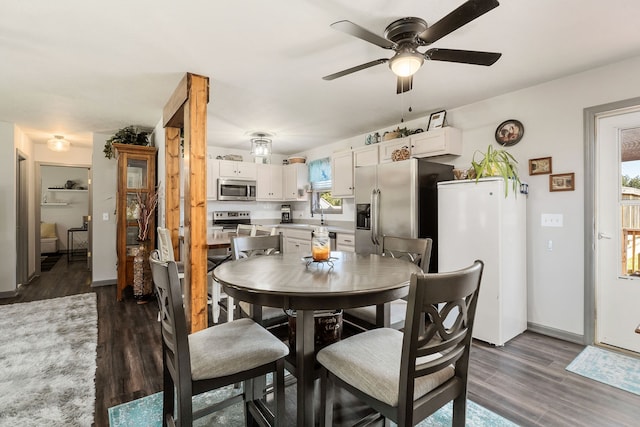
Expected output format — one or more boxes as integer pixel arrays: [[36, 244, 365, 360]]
[[541, 213, 563, 227], [102, 212, 109, 221]]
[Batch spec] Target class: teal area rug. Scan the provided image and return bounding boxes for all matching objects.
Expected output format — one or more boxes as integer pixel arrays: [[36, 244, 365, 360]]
[[109, 388, 517, 427], [566, 345, 640, 395]]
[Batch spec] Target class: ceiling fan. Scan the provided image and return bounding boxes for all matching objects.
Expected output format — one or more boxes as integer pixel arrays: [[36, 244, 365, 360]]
[[323, 0, 502, 94]]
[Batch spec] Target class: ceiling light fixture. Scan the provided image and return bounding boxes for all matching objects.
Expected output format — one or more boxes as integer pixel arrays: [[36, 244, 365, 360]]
[[250, 132, 273, 159], [47, 135, 71, 152], [388, 49, 424, 77]]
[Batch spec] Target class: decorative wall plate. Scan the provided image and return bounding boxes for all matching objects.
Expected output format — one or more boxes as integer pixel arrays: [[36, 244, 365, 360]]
[[495, 119, 524, 146]]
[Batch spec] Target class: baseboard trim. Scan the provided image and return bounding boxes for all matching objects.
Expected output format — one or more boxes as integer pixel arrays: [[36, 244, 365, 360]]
[[0, 290, 18, 299], [91, 279, 116, 288], [527, 321, 585, 344]]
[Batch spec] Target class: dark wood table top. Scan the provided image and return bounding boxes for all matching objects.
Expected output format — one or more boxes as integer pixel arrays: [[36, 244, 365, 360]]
[[213, 251, 422, 310]]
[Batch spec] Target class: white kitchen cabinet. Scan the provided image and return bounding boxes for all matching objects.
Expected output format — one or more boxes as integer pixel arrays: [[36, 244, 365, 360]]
[[379, 137, 411, 163], [353, 145, 379, 167], [283, 163, 309, 201], [282, 228, 312, 254], [206, 153, 219, 200], [256, 164, 283, 200], [331, 150, 354, 197], [219, 160, 257, 180], [336, 233, 355, 252], [410, 127, 462, 158]]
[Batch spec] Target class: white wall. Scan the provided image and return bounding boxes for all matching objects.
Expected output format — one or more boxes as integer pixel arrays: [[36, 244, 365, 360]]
[[0, 122, 16, 294], [91, 133, 118, 284]]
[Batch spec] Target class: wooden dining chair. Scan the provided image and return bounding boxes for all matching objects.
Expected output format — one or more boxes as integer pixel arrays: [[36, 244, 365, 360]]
[[317, 260, 484, 427], [149, 250, 289, 427], [231, 234, 289, 328], [344, 236, 432, 330]]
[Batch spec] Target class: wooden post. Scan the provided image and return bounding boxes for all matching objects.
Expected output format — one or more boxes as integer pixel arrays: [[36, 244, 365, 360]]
[[163, 72, 210, 332]]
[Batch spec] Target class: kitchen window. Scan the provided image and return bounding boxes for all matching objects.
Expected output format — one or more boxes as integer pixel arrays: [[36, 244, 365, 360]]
[[308, 156, 342, 215]]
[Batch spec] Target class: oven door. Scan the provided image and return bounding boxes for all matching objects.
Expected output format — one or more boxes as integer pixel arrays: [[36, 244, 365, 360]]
[[218, 179, 256, 201]]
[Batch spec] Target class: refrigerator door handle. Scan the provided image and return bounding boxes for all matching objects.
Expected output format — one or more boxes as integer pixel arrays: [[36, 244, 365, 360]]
[[373, 189, 381, 246], [370, 189, 377, 245]]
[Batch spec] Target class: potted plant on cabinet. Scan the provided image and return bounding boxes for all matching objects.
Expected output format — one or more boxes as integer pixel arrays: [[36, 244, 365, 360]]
[[103, 126, 150, 159], [471, 144, 521, 196]]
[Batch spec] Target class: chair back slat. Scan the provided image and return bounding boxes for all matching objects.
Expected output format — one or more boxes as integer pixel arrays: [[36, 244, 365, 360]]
[[399, 260, 484, 406], [254, 225, 277, 236], [157, 227, 176, 262], [381, 236, 432, 271], [236, 224, 256, 236], [149, 251, 192, 384], [231, 234, 283, 260]]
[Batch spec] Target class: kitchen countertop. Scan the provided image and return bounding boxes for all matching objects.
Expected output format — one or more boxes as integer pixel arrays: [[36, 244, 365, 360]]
[[257, 222, 354, 234]]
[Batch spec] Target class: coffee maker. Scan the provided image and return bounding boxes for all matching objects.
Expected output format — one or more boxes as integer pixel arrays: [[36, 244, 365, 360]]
[[281, 204, 292, 223]]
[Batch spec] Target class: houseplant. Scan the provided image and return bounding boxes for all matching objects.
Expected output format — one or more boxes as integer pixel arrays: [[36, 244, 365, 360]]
[[471, 144, 521, 196], [103, 126, 150, 159]]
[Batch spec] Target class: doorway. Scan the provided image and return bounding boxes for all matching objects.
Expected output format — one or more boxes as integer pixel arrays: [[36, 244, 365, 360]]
[[585, 97, 640, 354], [37, 164, 92, 274], [16, 151, 28, 286]]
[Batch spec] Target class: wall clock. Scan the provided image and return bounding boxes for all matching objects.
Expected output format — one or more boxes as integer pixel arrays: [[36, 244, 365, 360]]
[[495, 119, 524, 146]]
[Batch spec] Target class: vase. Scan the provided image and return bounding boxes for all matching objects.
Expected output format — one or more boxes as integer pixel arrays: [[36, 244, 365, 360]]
[[133, 241, 153, 304]]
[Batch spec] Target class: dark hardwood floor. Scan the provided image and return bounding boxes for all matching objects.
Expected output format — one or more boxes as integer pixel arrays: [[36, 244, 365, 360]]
[[3, 257, 639, 426]]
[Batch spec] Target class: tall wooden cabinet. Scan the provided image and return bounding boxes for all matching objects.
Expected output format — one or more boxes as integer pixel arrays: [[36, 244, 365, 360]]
[[114, 143, 158, 301]]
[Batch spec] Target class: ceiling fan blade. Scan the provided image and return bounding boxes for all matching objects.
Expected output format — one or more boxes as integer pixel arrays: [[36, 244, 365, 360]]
[[419, 0, 500, 45], [331, 20, 396, 49], [425, 48, 501, 66], [397, 75, 413, 94], [322, 58, 389, 81]]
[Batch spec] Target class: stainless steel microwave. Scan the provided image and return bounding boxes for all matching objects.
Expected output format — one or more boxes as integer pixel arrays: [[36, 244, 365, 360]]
[[218, 178, 256, 201]]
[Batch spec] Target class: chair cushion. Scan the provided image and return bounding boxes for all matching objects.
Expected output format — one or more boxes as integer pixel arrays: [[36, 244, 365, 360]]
[[189, 318, 289, 380], [316, 328, 454, 407], [344, 299, 407, 329]]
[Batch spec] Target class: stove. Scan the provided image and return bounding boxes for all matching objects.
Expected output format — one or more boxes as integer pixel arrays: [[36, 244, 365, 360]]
[[212, 211, 251, 231]]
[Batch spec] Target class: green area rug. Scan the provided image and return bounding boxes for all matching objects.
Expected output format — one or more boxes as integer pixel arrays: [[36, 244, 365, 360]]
[[109, 387, 517, 427], [566, 345, 640, 395]]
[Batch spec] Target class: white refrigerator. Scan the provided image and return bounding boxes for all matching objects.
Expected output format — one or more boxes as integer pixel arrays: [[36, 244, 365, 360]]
[[438, 178, 527, 346]]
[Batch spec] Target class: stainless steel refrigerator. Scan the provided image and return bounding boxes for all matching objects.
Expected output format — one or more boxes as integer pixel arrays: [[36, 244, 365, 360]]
[[355, 159, 453, 272]]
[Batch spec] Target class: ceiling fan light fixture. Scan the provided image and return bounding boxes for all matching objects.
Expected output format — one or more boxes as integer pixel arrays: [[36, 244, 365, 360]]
[[47, 135, 71, 152], [389, 51, 424, 77]]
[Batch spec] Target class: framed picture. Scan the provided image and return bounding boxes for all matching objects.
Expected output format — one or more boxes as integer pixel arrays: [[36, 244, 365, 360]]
[[550, 172, 575, 192], [427, 110, 446, 131], [529, 157, 552, 175], [495, 119, 524, 146]]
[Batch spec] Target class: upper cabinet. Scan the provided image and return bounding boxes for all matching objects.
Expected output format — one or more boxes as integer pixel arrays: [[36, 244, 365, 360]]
[[283, 163, 309, 201], [353, 145, 379, 167], [256, 164, 283, 200], [219, 160, 257, 180], [207, 153, 219, 200], [331, 150, 354, 197], [410, 127, 462, 158], [379, 138, 411, 163]]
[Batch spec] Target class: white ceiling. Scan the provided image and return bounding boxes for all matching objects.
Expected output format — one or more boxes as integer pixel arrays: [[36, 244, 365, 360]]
[[2, 0, 640, 155]]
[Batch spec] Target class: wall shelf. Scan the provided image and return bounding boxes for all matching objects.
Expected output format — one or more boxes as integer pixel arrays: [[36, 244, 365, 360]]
[[47, 189, 88, 192], [41, 202, 69, 206]]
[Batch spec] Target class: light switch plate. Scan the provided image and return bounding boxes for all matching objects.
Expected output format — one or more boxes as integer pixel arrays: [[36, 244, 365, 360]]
[[541, 213, 563, 227]]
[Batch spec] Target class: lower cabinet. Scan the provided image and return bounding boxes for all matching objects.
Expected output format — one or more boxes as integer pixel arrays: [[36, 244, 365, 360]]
[[336, 233, 355, 252], [282, 228, 312, 254]]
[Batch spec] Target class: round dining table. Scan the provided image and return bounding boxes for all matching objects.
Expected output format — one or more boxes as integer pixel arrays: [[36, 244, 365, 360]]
[[213, 251, 422, 426]]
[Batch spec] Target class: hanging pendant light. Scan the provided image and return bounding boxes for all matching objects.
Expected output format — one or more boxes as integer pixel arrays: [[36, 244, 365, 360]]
[[249, 132, 273, 161], [47, 135, 71, 152]]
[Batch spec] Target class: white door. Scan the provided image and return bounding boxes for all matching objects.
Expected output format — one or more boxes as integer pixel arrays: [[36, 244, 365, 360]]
[[596, 108, 640, 353]]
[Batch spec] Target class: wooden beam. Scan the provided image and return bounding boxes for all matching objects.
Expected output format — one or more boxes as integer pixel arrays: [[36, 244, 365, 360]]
[[163, 73, 210, 128], [184, 74, 209, 333], [165, 127, 181, 260], [162, 72, 210, 333]]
